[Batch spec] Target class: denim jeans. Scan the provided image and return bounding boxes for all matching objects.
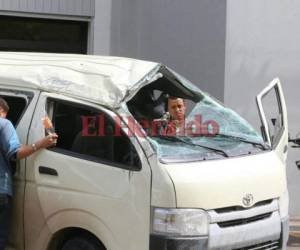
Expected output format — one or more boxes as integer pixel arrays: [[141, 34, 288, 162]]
[[0, 195, 11, 250]]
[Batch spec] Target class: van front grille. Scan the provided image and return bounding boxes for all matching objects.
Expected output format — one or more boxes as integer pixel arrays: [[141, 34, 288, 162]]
[[234, 240, 280, 250], [215, 199, 273, 214], [217, 212, 272, 228]]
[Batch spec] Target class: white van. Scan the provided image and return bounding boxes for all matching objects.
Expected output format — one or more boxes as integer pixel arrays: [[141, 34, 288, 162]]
[[0, 52, 288, 250]]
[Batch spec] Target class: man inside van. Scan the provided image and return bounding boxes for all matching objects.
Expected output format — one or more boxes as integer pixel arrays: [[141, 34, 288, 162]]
[[166, 96, 186, 135], [0, 97, 58, 249], [167, 96, 186, 127]]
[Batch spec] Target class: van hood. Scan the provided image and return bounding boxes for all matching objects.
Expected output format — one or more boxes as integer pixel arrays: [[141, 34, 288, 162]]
[[163, 151, 286, 210]]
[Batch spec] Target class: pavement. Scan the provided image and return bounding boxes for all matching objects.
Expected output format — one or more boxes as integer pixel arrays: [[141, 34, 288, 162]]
[[288, 218, 300, 249]]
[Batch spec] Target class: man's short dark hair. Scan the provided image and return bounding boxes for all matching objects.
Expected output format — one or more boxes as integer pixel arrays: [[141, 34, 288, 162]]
[[0, 97, 9, 113], [167, 96, 185, 105]]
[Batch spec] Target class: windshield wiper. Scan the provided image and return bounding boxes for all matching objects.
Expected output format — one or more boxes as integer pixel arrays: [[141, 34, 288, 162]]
[[153, 135, 229, 157], [216, 134, 269, 150]]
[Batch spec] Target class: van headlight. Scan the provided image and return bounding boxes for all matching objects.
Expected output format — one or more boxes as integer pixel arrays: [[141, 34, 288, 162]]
[[151, 208, 209, 236]]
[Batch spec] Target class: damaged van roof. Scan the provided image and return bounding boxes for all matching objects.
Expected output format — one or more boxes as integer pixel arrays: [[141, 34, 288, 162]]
[[0, 52, 160, 109]]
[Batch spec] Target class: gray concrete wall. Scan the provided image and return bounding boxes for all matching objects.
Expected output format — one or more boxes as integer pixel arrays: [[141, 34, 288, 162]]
[[110, 0, 227, 101], [224, 0, 300, 217], [110, 0, 140, 59], [93, 0, 111, 55]]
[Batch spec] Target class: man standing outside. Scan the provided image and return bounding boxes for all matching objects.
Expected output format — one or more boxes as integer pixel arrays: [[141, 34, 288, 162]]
[[0, 97, 58, 249]]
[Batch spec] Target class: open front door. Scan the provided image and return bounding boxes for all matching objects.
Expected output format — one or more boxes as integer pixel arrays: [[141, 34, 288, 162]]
[[256, 78, 288, 162]]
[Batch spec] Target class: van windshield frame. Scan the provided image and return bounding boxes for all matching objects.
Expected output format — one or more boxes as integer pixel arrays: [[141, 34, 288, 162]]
[[126, 69, 267, 163]]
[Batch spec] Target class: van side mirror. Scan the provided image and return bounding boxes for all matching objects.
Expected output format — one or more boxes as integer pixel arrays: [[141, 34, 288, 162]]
[[289, 132, 300, 148], [296, 161, 300, 171]]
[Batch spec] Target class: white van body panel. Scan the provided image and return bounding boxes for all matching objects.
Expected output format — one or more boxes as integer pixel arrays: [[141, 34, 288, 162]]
[[24, 93, 152, 250], [164, 151, 286, 209], [147, 154, 177, 208], [45, 210, 116, 250]]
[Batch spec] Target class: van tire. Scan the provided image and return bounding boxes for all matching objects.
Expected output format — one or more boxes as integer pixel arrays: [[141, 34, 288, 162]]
[[61, 236, 104, 250]]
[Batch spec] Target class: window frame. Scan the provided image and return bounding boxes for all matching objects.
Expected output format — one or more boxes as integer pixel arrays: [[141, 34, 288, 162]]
[[45, 97, 143, 171], [266, 85, 284, 148], [256, 79, 286, 149], [0, 88, 34, 127]]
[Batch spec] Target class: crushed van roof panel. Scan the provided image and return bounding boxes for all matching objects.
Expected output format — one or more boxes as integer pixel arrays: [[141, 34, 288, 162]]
[[0, 52, 159, 108]]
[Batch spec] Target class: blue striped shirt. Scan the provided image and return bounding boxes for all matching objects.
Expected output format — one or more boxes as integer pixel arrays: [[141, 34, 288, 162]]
[[0, 118, 21, 196]]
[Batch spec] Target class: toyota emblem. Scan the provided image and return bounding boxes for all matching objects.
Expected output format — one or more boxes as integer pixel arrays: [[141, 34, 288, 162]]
[[242, 194, 254, 207]]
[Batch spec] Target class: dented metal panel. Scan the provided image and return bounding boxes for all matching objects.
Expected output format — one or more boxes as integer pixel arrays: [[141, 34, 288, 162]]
[[0, 0, 94, 17], [0, 52, 159, 109]]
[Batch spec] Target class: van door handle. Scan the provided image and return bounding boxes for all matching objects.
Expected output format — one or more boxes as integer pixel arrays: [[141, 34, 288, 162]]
[[39, 166, 58, 176]]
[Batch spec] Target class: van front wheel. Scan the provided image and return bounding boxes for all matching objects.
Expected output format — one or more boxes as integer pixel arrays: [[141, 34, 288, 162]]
[[61, 236, 104, 250]]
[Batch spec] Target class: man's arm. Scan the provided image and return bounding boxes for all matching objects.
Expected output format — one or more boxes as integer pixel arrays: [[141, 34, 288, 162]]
[[16, 134, 58, 160]]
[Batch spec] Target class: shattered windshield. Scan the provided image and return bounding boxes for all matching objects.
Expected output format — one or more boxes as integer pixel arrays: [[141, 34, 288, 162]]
[[186, 95, 263, 143], [127, 67, 267, 163]]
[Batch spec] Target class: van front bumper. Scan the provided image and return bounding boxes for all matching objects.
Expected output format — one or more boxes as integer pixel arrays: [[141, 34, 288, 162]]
[[149, 217, 288, 250], [150, 235, 208, 250]]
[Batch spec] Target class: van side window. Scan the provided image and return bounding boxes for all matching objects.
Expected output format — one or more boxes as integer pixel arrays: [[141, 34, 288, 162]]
[[48, 99, 142, 170], [0, 94, 29, 126]]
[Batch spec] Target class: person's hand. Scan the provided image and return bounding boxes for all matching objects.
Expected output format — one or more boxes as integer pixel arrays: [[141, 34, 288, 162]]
[[39, 133, 58, 149], [17, 133, 58, 160]]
